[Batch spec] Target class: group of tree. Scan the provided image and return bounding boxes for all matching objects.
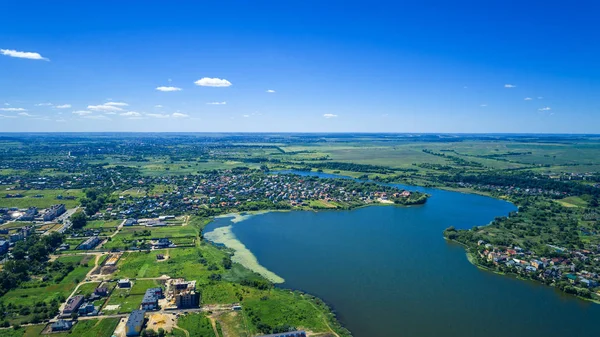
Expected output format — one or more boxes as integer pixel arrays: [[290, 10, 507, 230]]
[[302, 161, 395, 174], [80, 188, 116, 216], [437, 171, 600, 198], [70, 210, 87, 229], [0, 232, 64, 297]]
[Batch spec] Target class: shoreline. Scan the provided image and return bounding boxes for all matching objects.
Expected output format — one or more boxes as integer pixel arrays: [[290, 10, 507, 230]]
[[446, 238, 600, 305], [206, 211, 286, 284], [204, 200, 428, 284]]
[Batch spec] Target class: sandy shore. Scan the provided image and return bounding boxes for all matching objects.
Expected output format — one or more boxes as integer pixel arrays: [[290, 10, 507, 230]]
[[205, 212, 285, 284]]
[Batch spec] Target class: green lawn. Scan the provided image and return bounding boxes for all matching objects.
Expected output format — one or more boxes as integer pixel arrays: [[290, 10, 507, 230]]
[[130, 279, 161, 295], [176, 313, 216, 337], [103, 288, 143, 314], [0, 189, 83, 209]]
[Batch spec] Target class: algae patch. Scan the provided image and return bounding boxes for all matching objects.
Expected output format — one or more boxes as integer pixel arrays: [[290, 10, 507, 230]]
[[204, 223, 285, 284]]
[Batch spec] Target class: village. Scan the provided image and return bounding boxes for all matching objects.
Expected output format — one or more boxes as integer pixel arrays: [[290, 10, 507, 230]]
[[478, 240, 600, 296]]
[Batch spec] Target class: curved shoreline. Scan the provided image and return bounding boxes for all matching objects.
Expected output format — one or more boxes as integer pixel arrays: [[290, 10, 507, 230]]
[[205, 212, 286, 284]]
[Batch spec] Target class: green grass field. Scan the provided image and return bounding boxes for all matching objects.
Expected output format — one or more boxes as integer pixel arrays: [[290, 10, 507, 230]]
[[74, 281, 101, 297], [85, 219, 122, 229], [0, 255, 92, 307], [0, 324, 45, 337], [102, 225, 197, 250], [51, 318, 120, 337], [556, 196, 588, 208], [0, 189, 83, 209], [176, 313, 216, 337], [130, 279, 161, 295], [114, 246, 227, 282], [102, 287, 143, 314], [215, 311, 249, 337]]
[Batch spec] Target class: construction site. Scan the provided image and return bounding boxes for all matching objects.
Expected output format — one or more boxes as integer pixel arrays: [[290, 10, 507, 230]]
[[160, 278, 200, 309]]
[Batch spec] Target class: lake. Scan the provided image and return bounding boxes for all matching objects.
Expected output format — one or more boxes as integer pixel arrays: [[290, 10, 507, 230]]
[[204, 171, 600, 337]]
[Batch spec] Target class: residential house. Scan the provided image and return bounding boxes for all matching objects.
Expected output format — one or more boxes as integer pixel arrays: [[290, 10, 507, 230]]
[[0, 240, 8, 254], [51, 320, 73, 332], [78, 302, 96, 316], [152, 238, 172, 249], [118, 279, 131, 288], [566, 274, 578, 284], [123, 218, 137, 226], [63, 295, 84, 315], [78, 236, 101, 250], [94, 287, 108, 297]]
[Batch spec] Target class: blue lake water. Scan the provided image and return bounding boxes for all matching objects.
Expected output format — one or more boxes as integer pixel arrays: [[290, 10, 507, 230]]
[[204, 171, 600, 337]]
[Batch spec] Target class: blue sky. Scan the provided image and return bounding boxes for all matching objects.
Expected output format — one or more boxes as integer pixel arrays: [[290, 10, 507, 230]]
[[1, 1, 599, 133]]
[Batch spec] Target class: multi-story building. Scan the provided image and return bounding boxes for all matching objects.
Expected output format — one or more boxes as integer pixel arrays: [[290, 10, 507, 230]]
[[126, 310, 146, 336], [18, 207, 37, 221], [43, 204, 66, 221], [141, 287, 162, 310]]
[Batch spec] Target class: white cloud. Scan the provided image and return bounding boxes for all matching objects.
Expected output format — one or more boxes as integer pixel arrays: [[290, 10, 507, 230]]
[[55, 104, 71, 109], [0, 49, 49, 61], [82, 115, 111, 120], [524, 97, 533, 101], [323, 114, 338, 118], [3, 103, 10, 106], [156, 86, 182, 92], [105, 112, 117, 115], [72, 110, 92, 116], [147, 113, 170, 119], [18, 112, 34, 117], [104, 102, 128, 107], [504, 84, 517, 88], [0, 114, 17, 119], [0, 107, 26, 112], [480, 104, 488, 107], [154, 105, 163, 108], [35, 103, 53, 106], [207, 102, 227, 105], [88, 103, 124, 112], [56, 119, 67, 123], [538, 107, 551, 111], [172, 112, 189, 118], [266, 89, 276, 93], [243, 114, 250, 118], [120, 111, 142, 117], [194, 77, 232, 87]]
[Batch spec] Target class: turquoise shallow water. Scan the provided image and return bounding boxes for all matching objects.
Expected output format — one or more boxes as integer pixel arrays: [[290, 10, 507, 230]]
[[204, 172, 600, 337]]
